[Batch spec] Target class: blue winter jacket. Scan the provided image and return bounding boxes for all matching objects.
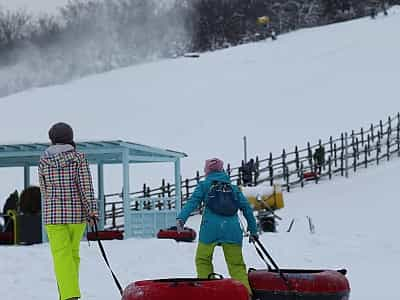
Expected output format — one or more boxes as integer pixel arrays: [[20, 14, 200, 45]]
[[177, 171, 257, 245]]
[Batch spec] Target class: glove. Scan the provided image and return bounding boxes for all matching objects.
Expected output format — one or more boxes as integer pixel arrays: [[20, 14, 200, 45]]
[[176, 219, 184, 233], [249, 233, 259, 243], [88, 211, 99, 227]]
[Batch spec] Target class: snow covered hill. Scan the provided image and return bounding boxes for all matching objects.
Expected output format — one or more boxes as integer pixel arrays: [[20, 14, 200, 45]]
[[0, 8, 399, 204], [2, 151, 399, 300], [0, 7, 399, 300]]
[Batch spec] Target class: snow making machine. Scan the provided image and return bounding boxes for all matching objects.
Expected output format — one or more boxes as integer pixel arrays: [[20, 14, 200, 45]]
[[241, 184, 284, 232]]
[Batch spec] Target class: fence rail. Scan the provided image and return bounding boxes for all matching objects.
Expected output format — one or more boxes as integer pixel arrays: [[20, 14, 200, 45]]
[[104, 113, 400, 229]]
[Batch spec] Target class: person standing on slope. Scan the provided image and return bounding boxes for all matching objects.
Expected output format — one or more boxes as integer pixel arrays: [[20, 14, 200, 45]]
[[38, 122, 98, 300], [176, 158, 258, 295]]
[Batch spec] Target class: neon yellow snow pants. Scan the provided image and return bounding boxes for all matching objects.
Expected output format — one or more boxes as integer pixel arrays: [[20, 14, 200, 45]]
[[195, 242, 252, 294], [46, 223, 86, 300]]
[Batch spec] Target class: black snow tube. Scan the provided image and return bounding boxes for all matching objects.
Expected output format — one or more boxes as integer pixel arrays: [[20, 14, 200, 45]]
[[249, 268, 350, 300]]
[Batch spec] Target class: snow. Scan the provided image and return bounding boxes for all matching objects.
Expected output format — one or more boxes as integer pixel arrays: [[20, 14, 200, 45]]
[[0, 8, 399, 202], [2, 158, 400, 300], [0, 7, 400, 300]]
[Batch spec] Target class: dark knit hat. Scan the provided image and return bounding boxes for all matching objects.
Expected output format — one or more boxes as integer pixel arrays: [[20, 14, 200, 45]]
[[48, 122, 74, 145]]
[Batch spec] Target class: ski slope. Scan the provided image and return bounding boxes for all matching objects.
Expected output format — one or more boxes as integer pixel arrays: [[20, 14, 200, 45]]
[[0, 8, 399, 203], [0, 7, 399, 300], [2, 154, 399, 300]]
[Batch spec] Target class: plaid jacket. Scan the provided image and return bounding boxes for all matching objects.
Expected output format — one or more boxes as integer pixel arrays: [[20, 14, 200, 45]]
[[38, 145, 97, 225]]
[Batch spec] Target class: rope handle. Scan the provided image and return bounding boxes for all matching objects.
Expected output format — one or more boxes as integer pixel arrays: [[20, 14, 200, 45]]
[[91, 218, 124, 296]]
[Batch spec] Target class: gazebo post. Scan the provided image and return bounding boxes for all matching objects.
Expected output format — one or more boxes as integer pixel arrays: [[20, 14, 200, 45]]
[[122, 150, 131, 238], [97, 163, 105, 230], [174, 158, 182, 214], [24, 165, 30, 188]]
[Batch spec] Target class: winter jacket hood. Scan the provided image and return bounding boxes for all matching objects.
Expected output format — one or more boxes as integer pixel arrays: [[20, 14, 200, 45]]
[[205, 171, 231, 183], [39, 145, 96, 225], [41, 144, 80, 169]]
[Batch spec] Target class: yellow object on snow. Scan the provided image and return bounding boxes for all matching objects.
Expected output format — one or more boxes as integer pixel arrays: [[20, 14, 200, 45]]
[[243, 184, 284, 211], [257, 16, 270, 25]]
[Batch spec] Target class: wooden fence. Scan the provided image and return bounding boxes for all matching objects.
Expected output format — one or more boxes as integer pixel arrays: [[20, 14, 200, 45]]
[[104, 113, 400, 229]]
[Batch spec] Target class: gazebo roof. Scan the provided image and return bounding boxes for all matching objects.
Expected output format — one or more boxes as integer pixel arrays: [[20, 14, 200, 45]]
[[0, 140, 187, 167]]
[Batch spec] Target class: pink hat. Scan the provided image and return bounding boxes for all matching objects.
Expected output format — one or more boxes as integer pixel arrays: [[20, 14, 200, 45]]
[[204, 158, 224, 175]]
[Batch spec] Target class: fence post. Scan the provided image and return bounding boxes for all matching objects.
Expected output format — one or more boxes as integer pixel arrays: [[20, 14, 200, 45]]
[[329, 136, 333, 157], [167, 183, 171, 197], [255, 156, 260, 185], [340, 151, 344, 176], [112, 203, 116, 229], [282, 148, 286, 178], [367, 134, 371, 156], [388, 116, 392, 135], [328, 156, 332, 180], [364, 145, 368, 168], [376, 141, 381, 165], [386, 136, 390, 161], [307, 142, 313, 171], [345, 132, 349, 178], [196, 171, 200, 183], [269, 152, 273, 186], [334, 143, 337, 167], [353, 146, 357, 172], [227, 164, 231, 177], [286, 165, 290, 192], [380, 120, 383, 136], [397, 119, 400, 157], [295, 146, 299, 172], [340, 133, 344, 152], [371, 123, 374, 142], [185, 178, 190, 198], [146, 186, 151, 198], [161, 179, 166, 197], [300, 162, 304, 188], [240, 160, 245, 184], [356, 137, 360, 160], [143, 184, 147, 197], [361, 128, 364, 146]]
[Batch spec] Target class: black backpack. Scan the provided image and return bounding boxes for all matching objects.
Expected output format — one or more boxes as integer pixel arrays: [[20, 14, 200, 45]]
[[205, 181, 239, 216]]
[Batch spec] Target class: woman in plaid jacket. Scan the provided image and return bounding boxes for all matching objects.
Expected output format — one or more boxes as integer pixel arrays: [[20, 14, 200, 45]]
[[38, 122, 98, 300]]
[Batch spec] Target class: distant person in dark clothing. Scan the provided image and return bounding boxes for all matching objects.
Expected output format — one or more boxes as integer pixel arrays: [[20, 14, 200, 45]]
[[257, 16, 277, 40], [370, 0, 389, 18], [2, 190, 19, 233], [382, 0, 389, 16], [313, 146, 325, 174], [240, 158, 257, 186]]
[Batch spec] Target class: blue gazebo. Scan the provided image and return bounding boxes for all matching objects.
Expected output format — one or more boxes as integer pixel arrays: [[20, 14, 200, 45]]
[[0, 140, 187, 240]]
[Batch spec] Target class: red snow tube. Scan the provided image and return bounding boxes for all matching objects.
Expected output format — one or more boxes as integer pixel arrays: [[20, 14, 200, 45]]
[[303, 171, 319, 180], [122, 277, 249, 300], [157, 226, 196, 242], [249, 268, 350, 300], [87, 230, 123, 241]]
